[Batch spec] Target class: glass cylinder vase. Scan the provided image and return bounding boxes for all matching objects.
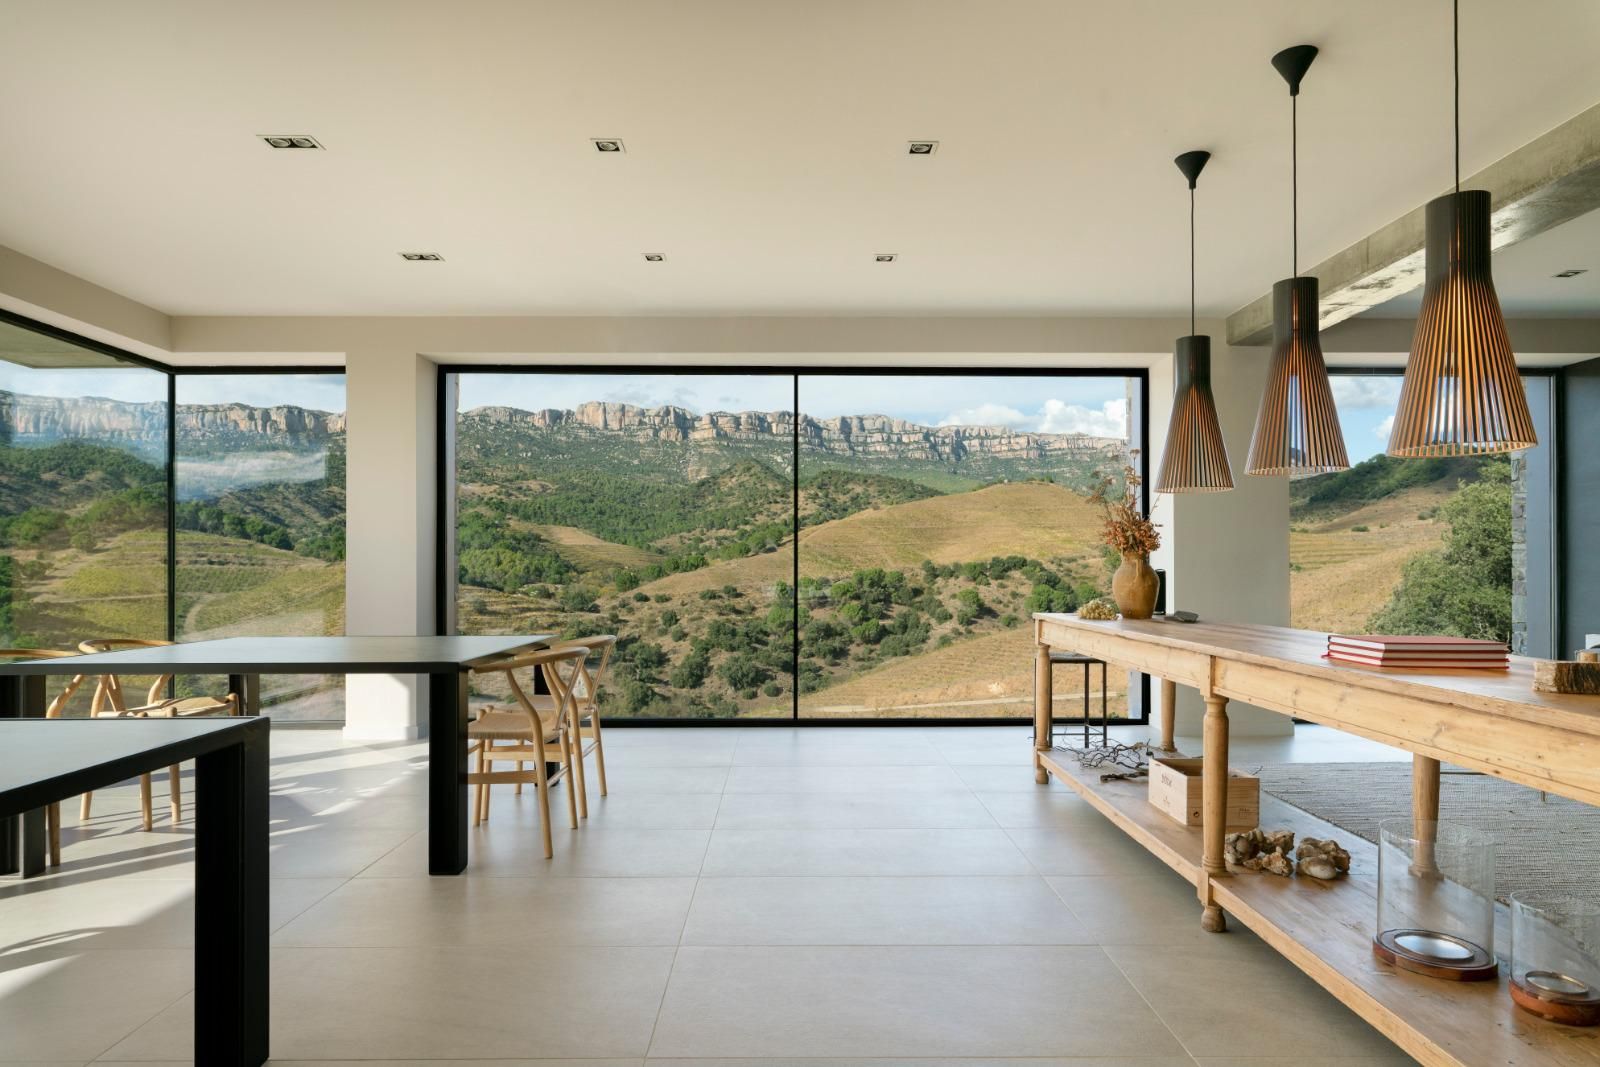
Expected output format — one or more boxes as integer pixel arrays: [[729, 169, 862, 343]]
[[1373, 819, 1497, 981], [1510, 892, 1600, 1025]]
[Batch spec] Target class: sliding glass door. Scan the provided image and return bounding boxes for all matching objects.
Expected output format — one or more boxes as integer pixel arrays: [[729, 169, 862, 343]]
[[445, 368, 1147, 722]]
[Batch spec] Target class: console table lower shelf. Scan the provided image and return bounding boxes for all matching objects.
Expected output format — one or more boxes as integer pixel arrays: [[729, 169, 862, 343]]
[[1037, 748, 1600, 1067]]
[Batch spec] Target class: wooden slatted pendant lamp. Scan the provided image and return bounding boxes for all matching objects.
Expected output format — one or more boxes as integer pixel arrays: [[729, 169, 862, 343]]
[[1156, 150, 1234, 494], [1387, 0, 1536, 457], [1247, 45, 1349, 478]]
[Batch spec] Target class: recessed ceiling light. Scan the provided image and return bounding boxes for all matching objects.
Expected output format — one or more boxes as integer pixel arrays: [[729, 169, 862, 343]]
[[907, 141, 938, 155], [875, 254, 897, 262], [260, 134, 323, 150], [1553, 268, 1588, 278], [399, 252, 444, 261], [592, 139, 626, 153], [642, 253, 665, 262]]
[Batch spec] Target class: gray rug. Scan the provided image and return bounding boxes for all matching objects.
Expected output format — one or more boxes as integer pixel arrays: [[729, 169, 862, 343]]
[[1253, 762, 1600, 902]]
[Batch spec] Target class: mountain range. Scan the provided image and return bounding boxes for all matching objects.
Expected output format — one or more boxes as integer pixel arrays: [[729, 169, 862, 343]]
[[0, 391, 345, 459]]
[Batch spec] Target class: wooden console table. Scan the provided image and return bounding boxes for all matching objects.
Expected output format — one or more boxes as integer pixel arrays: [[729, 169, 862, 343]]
[[1032, 614, 1600, 1067]]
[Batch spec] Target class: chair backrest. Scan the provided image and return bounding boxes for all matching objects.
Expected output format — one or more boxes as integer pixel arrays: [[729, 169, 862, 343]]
[[548, 635, 615, 709], [471, 646, 590, 734], [78, 638, 176, 711], [0, 648, 91, 718]]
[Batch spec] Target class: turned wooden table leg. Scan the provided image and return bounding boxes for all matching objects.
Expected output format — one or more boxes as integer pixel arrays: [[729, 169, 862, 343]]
[[1200, 694, 1230, 932], [1159, 678, 1177, 752], [1412, 754, 1441, 875], [1034, 638, 1052, 784]]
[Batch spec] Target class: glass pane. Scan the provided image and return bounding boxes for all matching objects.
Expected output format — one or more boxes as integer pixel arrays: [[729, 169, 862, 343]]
[[1290, 373, 1544, 646], [174, 373, 347, 720], [0, 322, 169, 715], [797, 374, 1141, 719], [453, 372, 795, 719]]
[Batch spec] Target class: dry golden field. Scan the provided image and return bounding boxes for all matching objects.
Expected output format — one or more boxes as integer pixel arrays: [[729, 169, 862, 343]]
[[1289, 484, 1451, 634]]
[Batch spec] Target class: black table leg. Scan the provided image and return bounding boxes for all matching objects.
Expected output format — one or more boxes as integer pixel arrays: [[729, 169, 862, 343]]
[[227, 673, 261, 716], [1, 673, 48, 877], [427, 670, 469, 875], [195, 716, 269, 1067]]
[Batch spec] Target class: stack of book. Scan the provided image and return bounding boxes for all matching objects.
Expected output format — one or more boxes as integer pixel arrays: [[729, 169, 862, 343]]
[[1325, 635, 1510, 670]]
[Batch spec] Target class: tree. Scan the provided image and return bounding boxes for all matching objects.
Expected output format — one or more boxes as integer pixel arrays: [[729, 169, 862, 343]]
[[1366, 462, 1512, 641]]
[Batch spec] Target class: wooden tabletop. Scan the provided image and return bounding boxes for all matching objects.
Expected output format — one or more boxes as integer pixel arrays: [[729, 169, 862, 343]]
[[0, 635, 556, 676], [1036, 615, 1600, 738], [0, 718, 262, 816]]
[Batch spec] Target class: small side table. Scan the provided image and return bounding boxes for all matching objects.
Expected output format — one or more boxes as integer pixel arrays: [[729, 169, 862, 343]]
[[1034, 651, 1109, 748]]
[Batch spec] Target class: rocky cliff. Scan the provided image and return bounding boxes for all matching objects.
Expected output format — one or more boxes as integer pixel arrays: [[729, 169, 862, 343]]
[[1, 391, 346, 450], [465, 401, 1121, 465]]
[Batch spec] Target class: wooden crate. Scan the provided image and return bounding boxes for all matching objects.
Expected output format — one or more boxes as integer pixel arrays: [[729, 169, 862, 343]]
[[1147, 756, 1259, 829]]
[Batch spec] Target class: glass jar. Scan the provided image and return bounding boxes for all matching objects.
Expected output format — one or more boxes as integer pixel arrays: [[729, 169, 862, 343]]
[[1373, 819, 1497, 981], [1510, 892, 1600, 1025]]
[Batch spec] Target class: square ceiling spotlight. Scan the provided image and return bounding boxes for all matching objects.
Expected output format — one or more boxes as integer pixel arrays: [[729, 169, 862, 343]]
[[875, 254, 897, 262], [592, 139, 626, 153], [1554, 268, 1589, 278], [906, 141, 939, 155], [399, 252, 444, 261], [259, 134, 324, 149], [642, 253, 665, 262]]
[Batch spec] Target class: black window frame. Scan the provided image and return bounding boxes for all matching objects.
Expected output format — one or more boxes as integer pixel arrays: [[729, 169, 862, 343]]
[[435, 362, 1154, 726]]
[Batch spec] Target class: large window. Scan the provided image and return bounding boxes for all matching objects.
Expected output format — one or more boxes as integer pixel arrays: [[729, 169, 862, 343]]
[[0, 321, 169, 656], [1289, 372, 1556, 657], [0, 313, 349, 720], [445, 369, 1146, 721], [175, 374, 347, 719]]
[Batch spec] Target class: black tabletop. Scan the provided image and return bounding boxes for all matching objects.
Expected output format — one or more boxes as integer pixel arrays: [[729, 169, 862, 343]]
[[0, 635, 555, 675], [0, 718, 263, 816]]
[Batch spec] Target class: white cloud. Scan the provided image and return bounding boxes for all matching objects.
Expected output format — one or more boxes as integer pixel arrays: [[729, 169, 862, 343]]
[[1330, 375, 1401, 409], [1036, 398, 1127, 437], [1374, 413, 1395, 440], [937, 397, 1126, 438]]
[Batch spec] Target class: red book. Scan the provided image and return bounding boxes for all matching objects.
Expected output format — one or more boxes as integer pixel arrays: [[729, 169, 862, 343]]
[[1328, 634, 1507, 654], [1326, 651, 1508, 670]]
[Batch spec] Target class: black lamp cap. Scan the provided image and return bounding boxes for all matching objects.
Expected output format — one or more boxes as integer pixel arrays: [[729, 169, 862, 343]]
[[1174, 150, 1210, 189], [1271, 45, 1318, 96]]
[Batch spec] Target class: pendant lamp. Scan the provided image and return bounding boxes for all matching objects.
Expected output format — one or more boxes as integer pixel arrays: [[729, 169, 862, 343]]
[[1156, 150, 1234, 494], [1247, 45, 1349, 478], [1387, 0, 1535, 457]]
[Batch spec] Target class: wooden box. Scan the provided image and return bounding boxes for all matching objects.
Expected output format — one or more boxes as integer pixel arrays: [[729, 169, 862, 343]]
[[1147, 757, 1259, 829]]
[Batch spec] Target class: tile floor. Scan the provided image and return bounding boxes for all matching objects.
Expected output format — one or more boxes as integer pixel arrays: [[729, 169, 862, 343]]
[[0, 723, 1417, 1065]]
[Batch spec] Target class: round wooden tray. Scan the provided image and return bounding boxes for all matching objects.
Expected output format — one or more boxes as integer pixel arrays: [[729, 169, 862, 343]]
[[1511, 975, 1600, 1026], [1373, 928, 1499, 981]]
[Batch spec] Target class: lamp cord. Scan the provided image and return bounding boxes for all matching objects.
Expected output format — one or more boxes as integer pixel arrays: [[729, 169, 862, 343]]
[[1292, 92, 1298, 277], [1189, 185, 1196, 337], [1453, 0, 1460, 194]]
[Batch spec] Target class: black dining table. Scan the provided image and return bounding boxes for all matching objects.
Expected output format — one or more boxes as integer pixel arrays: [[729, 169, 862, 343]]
[[0, 716, 270, 1066], [0, 634, 553, 878]]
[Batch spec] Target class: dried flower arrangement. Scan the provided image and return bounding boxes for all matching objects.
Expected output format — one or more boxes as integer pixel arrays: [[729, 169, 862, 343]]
[[1088, 453, 1160, 556]]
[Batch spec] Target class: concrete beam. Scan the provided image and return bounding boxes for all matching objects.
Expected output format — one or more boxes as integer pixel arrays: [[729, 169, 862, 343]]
[[1227, 101, 1600, 346]]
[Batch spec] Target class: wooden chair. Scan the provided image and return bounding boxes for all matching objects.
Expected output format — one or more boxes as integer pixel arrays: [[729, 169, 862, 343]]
[[467, 646, 588, 858], [552, 635, 613, 801], [0, 649, 92, 867], [77, 639, 239, 830]]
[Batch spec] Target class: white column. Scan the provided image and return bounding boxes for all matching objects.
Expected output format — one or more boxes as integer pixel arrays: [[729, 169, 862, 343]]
[[342, 348, 437, 740], [1162, 330, 1294, 738]]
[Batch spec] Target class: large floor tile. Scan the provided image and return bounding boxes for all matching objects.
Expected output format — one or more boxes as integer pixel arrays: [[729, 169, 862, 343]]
[[701, 829, 1032, 876], [541, 791, 723, 829], [574, 765, 730, 794], [681, 876, 1091, 945], [644, 1060, 1194, 1067], [360, 828, 712, 878], [266, 825, 416, 878], [724, 765, 966, 794], [1005, 825, 1169, 877], [1047, 874, 1243, 950], [97, 945, 677, 1061], [0, 948, 192, 1061], [647, 945, 1187, 1058], [953, 764, 1058, 792], [713, 791, 996, 829], [973, 789, 1101, 828], [1106, 941, 1404, 1060], [274, 875, 695, 946]]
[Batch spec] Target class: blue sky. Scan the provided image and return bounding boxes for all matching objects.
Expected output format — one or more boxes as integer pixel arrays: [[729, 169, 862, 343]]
[[457, 372, 1135, 437], [1328, 374, 1403, 465]]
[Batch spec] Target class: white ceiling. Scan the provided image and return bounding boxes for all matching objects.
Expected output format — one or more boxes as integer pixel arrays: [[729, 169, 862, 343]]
[[1371, 204, 1600, 317], [1, 0, 1598, 319]]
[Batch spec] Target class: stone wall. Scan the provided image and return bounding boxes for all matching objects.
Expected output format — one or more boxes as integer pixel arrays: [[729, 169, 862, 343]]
[[1510, 451, 1528, 655]]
